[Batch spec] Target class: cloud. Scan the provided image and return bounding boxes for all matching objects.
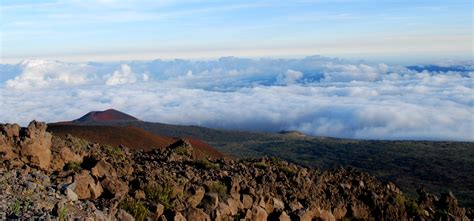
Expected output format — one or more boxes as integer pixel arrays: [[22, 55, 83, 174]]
[[4, 61, 146, 89], [0, 56, 472, 141], [277, 70, 304, 85], [5, 59, 94, 90], [105, 64, 137, 85]]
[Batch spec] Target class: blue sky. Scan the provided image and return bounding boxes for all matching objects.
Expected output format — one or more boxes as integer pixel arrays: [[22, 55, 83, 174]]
[[1, 0, 472, 63]]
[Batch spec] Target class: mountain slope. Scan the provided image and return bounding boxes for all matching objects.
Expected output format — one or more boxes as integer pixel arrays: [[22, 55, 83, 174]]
[[47, 124, 224, 158], [73, 109, 139, 123], [1, 121, 471, 220], [54, 110, 474, 207], [47, 124, 173, 151]]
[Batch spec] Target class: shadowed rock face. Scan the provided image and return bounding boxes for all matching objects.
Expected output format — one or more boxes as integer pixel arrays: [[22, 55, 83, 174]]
[[0, 121, 471, 220]]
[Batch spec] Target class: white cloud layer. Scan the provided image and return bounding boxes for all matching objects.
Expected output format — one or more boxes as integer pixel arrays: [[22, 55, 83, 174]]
[[0, 56, 473, 141], [105, 64, 138, 85], [5, 59, 94, 89]]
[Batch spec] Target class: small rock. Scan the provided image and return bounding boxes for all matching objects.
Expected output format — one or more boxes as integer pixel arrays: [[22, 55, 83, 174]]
[[101, 177, 128, 199], [271, 198, 285, 211], [251, 205, 268, 221], [242, 194, 253, 209], [91, 160, 117, 179], [173, 211, 186, 221], [227, 198, 241, 216], [65, 187, 78, 201], [200, 193, 219, 210], [320, 209, 336, 221], [186, 186, 205, 207], [117, 209, 135, 221], [153, 203, 165, 219], [185, 208, 210, 221], [279, 211, 291, 221]]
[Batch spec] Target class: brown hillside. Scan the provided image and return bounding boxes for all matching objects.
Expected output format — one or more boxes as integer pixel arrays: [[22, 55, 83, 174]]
[[47, 124, 224, 158], [74, 109, 139, 123], [48, 124, 173, 151], [186, 138, 225, 159]]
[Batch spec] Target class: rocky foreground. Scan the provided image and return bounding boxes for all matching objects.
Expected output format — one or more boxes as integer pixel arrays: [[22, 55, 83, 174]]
[[0, 121, 471, 220]]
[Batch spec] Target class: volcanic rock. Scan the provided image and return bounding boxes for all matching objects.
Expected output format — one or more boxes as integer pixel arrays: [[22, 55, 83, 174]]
[[0, 120, 470, 221], [19, 121, 52, 170]]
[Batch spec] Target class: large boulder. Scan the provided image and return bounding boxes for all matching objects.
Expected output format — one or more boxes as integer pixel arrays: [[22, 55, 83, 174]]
[[73, 170, 103, 200], [50, 146, 83, 171], [0, 123, 20, 160], [91, 160, 118, 179], [186, 186, 205, 208], [101, 176, 128, 199], [19, 121, 52, 170]]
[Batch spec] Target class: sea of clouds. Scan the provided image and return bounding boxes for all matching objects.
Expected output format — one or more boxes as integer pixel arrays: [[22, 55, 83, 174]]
[[0, 56, 472, 141]]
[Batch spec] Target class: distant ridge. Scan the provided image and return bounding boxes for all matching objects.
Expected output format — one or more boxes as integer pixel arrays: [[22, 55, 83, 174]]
[[73, 109, 139, 123], [279, 130, 306, 137]]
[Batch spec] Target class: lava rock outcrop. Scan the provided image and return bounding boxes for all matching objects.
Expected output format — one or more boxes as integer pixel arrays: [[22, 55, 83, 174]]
[[0, 121, 471, 220]]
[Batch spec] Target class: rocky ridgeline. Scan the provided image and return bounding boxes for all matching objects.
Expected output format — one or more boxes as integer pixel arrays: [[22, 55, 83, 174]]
[[0, 121, 471, 220]]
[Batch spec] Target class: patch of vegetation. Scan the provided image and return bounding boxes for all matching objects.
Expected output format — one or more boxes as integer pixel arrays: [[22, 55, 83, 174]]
[[405, 199, 423, 217], [395, 194, 406, 207], [120, 198, 148, 221], [104, 145, 126, 161], [195, 158, 220, 170], [278, 165, 296, 174], [67, 135, 89, 149], [64, 161, 82, 171], [270, 157, 297, 174], [145, 183, 172, 209], [22, 198, 31, 213], [174, 146, 190, 155], [254, 162, 268, 169], [9, 200, 21, 216], [8, 194, 34, 215], [233, 212, 246, 220], [59, 207, 68, 221], [207, 181, 228, 198], [0, 171, 13, 189]]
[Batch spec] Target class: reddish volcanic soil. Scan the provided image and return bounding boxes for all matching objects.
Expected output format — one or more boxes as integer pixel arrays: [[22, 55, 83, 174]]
[[73, 109, 139, 123], [186, 138, 225, 159], [47, 124, 224, 158]]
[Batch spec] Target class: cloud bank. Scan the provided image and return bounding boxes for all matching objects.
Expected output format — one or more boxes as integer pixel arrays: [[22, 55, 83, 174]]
[[0, 56, 472, 141]]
